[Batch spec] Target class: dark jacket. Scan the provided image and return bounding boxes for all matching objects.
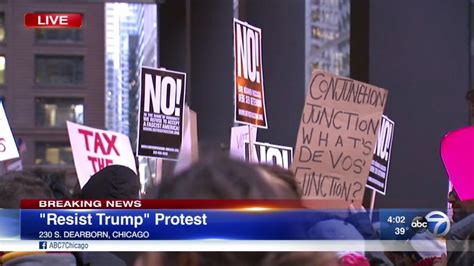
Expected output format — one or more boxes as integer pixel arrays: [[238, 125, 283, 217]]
[[446, 213, 474, 265], [77, 165, 140, 265]]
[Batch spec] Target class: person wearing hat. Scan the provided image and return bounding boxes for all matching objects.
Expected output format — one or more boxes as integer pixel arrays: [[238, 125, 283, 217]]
[[79, 164, 140, 200], [441, 125, 474, 265], [0, 172, 77, 266], [76, 165, 141, 266], [446, 190, 474, 266]]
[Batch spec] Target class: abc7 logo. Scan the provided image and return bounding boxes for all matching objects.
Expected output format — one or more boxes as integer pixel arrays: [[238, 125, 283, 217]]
[[411, 211, 450, 237]]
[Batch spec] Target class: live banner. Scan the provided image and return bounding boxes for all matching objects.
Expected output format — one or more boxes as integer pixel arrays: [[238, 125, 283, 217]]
[[233, 18, 268, 128], [137, 67, 187, 160], [67, 121, 137, 188], [292, 71, 388, 208]]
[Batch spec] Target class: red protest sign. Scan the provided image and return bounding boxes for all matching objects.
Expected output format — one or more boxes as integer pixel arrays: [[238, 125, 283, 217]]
[[67, 121, 137, 188], [233, 18, 268, 128]]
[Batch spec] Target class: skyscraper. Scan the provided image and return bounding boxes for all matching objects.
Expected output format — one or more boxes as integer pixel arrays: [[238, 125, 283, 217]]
[[105, 3, 157, 140], [136, 4, 158, 69], [105, 3, 158, 192], [105, 3, 141, 137], [105, 3, 121, 133], [134, 4, 159, 192], [305, 0, 350, 87]]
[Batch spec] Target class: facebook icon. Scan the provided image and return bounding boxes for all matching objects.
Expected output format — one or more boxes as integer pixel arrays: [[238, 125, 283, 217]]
[[39, 241, 47, 250]]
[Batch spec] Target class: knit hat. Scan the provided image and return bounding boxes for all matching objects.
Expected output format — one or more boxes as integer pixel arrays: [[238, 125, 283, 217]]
[[79, 165, 140, 199]]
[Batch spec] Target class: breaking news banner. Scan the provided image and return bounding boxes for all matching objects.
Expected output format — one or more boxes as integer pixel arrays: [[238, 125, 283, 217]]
[[244, 141, 293, 170], [0, 102, 20, 162], [0, 200, 455, 251], [137, 67, 187, 160], [67, 121, 137, 188], [233, 18, 268, 128], [291, 71, 388, 209], [366, 115, 395, 195]]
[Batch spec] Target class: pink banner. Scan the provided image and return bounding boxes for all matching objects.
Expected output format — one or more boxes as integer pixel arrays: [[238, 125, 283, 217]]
[[441, 126, 474, 201]]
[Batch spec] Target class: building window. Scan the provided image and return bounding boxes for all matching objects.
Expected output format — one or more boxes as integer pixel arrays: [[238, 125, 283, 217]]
[[0, 13, 5, 42], [35, 55, 84, 85], [35, 142, 73, 165], [0, 56, 5, 85], [36, 28, 83, 43], [35, 98, 84, 128], [307, 0, 350, 78]]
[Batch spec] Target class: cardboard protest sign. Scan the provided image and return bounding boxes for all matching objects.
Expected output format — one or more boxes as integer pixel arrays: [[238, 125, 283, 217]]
[[229, 125, 258, 161], [0, 102, 19, 162], [174, 106, 198, 174], [67, 121, 137, 188], [292, 71, 388, 208], [233, 18, 268, 128], [366, 115, 395, 195], [441, 125, 474, 201], [244, 142, 293, 170], [137, 67, 186, 160]]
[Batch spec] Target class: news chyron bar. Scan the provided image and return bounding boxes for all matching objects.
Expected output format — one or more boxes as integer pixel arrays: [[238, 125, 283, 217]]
[[0, 199, 452, 252]]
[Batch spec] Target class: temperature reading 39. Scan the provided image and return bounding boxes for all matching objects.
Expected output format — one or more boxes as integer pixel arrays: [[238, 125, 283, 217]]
[[394, 227, 408, 236]]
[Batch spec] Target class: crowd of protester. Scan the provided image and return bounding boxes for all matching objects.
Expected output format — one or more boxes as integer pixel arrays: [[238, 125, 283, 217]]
[[0, 150, 473, 266]]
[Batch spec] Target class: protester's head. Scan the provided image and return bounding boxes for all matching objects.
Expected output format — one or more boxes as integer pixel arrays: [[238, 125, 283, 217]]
[[338, 252, 370, 266], [384, 251, 419, 266], [448, 189, 474, 223], [155, 155, 299, 200], [141, 155, 341, 266], [259, 164, 301, 197], [0, 171, 54, 208], [29, 167, 71, 199], [79, 165, 140, 200]]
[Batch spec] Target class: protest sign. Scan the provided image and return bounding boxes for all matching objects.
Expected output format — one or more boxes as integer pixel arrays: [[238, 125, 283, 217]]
[[292, 70, 388, 208], [233, 18, 268, 128], [447, 182, 453, 221], [230, 125, 257, 161], [174, 106, 198, 174], [441, 125, 474, 201], [137, 67, 186, 160], [67, 121, 137, 188], [366, 115, 395, 195], [4, 138, 27, 172], [0, 102, 19, 162], [244, 142, 293, 170]]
